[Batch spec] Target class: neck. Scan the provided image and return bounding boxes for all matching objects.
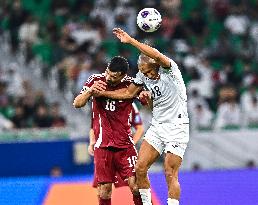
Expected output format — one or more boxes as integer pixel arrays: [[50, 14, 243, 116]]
[[154, 68, 160, 80]]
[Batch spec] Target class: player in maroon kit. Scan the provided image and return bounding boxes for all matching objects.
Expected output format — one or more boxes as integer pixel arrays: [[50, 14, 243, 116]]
[[73, 56, 143, 205], [89, 102, 144, 188]]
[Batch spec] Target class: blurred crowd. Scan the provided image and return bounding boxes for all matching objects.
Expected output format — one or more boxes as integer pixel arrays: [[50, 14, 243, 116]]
[[0, 63, 66, 131], [0, 64, 66, 131], [0, 0, 258, 131]]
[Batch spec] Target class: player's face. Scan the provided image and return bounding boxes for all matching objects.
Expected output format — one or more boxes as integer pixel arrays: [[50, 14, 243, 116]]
[[105, 69, 125, 85], [139, 63, 159, 80]]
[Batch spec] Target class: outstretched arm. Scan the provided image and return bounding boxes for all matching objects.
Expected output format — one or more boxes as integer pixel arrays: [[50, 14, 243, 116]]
[[99, 83, 142, 100], [113, 28, 170, 67]]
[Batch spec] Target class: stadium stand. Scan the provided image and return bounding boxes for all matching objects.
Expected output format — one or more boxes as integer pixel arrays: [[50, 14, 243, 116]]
[[0, 1, 258, 205], [2, 0, 258, 132], [0, 0, 257, 164]]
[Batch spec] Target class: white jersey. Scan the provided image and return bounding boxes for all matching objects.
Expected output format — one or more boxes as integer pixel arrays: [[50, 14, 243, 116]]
[[134, 59, 189, 124]]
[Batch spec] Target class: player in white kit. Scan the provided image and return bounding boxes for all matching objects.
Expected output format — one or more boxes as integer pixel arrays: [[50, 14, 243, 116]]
[[93, 28, 189, 205]]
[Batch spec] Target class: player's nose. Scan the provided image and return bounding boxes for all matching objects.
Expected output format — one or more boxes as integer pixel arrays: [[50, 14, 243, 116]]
[[147, 73, 153, 79]]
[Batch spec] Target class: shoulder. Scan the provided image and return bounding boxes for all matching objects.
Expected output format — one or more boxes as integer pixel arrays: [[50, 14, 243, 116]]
[[80, 73, 105, 93], [134, 71, 144, 80], [122, 75, 134, 83], [133, 72, 145, 85], [85, 73, 105, 84], [161, 58, 182, 77], [169, 58, 178, 70], [162, 58, 178, 70]]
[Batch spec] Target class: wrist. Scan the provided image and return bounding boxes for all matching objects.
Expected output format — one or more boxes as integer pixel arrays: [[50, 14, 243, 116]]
[[83, 88, 93, 95], [129, 37, 136, 45]]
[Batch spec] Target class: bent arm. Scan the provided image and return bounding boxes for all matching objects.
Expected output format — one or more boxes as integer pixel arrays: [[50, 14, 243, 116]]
[[74, 80, 106, 108], [73, 90, 92, 108], [101, 83, 142, 100]]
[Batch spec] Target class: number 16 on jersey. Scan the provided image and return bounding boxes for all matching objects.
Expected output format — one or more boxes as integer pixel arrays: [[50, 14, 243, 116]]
[[105, 99, 116, 111]]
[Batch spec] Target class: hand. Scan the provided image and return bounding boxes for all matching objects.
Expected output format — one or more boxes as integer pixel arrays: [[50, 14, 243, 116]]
[[139, 91, 152, 101], [89, 80, 106, 96], [88, 143, 95, 156], [113, 28, 132, 44]]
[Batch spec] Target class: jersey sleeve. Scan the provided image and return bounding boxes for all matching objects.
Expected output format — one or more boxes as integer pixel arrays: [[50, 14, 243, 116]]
[[163, 58, 178, 71], [169, 58, 178, 70], [79, 74, 97, 94], [133, 72, 144, 86]]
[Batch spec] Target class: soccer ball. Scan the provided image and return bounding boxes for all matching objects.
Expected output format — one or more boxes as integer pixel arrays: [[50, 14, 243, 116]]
[[137, 8, 162, 32]]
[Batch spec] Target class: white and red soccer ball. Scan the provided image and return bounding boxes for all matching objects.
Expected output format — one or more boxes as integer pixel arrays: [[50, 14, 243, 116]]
[[137, 8, 162, 33]]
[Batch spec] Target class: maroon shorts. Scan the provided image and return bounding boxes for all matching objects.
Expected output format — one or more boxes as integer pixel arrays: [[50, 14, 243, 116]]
[[92, 171, 128, 188], [93, 146, 138, 185]]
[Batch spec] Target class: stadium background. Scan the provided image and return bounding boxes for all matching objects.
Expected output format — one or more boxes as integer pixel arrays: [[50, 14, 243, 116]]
[[0, 0, 258, 204]]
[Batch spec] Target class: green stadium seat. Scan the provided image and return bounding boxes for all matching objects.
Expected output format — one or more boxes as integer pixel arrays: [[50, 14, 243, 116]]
[[101, 39, 119, 57], [32, 42, 53, 66]]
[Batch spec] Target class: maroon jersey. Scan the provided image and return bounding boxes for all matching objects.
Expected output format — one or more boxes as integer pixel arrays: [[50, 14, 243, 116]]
[[82, 73, 135, 149], [90, 102, 143, 132]]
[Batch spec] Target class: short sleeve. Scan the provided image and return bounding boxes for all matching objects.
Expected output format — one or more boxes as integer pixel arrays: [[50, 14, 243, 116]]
[[169, 58, 178, 70], [79, 74, 96, 94], [163, 58, 178, 71], [133, 72, 144, 86]]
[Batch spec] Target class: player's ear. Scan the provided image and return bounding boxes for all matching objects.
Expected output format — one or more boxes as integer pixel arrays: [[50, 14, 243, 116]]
[[120, 73, 126, 79]]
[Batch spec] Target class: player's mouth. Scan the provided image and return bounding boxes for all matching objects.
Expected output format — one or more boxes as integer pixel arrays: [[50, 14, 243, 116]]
[[107, 80, 113, 84], [107, 80, 118, 86]]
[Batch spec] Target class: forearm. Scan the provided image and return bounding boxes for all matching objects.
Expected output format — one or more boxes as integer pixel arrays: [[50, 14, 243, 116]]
[[133, 125, 144, 144], [73, 91, 92, 108], [102, 88, 135, 100], [129, 38, 160, 61], [89, 129, 96, 144]]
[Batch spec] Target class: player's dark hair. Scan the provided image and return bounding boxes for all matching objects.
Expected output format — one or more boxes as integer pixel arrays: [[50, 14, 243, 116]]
[[108, 56, 129, 74]]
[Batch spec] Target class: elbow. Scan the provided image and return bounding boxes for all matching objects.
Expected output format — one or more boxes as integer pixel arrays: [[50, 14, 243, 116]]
[[73, 94, 89, 108], [154, 53, 163, 64], [73, 99, 82, 108], [73, 102, 80, 108], [127, 94, 135, 99]]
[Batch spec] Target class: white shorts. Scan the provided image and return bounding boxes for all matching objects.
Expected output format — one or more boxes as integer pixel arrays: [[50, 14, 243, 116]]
[[144, 122, 189, 159]]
